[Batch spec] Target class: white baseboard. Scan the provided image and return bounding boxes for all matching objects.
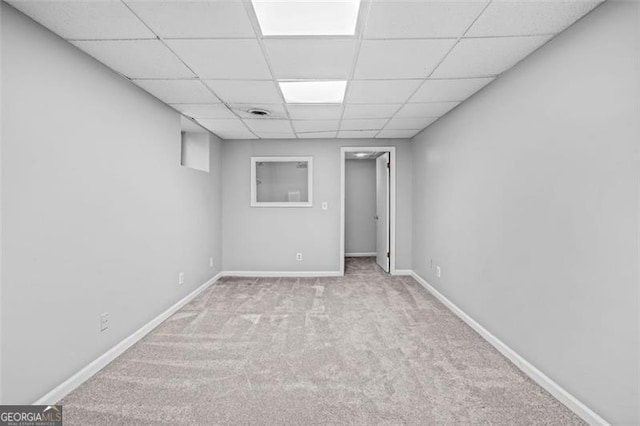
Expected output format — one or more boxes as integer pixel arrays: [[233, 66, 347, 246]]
[[345, 252, 376, 257], [222, 271, 342, 277], [32, 268, 605, 425], [409, 271, 608, 426], [33, 272, 223, 406]]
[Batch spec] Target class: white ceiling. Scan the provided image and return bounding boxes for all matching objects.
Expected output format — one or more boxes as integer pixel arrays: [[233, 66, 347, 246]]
[[9, 0, 603, 140]]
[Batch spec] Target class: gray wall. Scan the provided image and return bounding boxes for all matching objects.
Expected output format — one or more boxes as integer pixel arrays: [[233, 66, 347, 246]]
[[411, 1, 639, 424], [1, 5, 223, 404], [222, 139, 412, 272], [0, 1, 4, 405], [345, 159, 376, 255]]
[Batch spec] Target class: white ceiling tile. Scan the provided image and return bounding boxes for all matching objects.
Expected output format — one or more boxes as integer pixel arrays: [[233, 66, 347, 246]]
[[133, 80, 218, 103], [181, 116, 208, 133], [343, 104, 402, 119], [376, 129, 420, 139], [286, 105, 343, 120], [166, 39, 272, 79], [243, 119, 293, 133], [338, 130, 379, 139], [72, 40, 194, 79], [198, 119, 256, 139], [256, 132, 297, 139], [340, 119, 388, 131], [410, 78, 494, 103], [124, 0, 255, 38], [354, 39, 456, 79], [198, 118, 248, 132], [8, 0, 155, 40], [467, 0, 602, 37], [346, 80, 422, 104], [205, 80, 282, 104], [385, 117, 438, 130], [231, 104, 288, 119], [264, 39, 357, 79], [396, 102, 459, 118], [365, 1, 488, 39], [432, 35, 553, 78], [171, 103, 236, 119], [292, 120, 340, 132], [296, 131, 338, 139], [220, 132, 259, 140]]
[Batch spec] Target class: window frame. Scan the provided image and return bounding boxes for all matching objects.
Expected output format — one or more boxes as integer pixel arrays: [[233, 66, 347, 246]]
[[250, 156, 314, 208]]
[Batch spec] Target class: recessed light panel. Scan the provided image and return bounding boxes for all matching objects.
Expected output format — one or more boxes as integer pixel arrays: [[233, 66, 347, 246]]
[[252, 0, 361, 36], [279, 81, 347, 104]]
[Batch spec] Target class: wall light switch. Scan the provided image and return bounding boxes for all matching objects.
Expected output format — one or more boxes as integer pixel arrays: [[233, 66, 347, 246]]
[[436, 266, 441, 278], [100, 312, 109, 332], [322, 202, 328, 210], [210, 257, 214, 268], [179, 272, 185, 285]]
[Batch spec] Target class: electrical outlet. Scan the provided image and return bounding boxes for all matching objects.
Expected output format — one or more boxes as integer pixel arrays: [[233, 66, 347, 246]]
[[100, 312, 109, 332], [209, 257, 214, 268], [296, 252, 303, 261], [436, 266, 441, 278], [321, 202, 328, 210], [179, 272, 184, 285]]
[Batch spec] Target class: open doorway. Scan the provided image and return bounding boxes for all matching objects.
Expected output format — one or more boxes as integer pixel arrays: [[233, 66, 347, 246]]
[[340, 147, 396, 275]]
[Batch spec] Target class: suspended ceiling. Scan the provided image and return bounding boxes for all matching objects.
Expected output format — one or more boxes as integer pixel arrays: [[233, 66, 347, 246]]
[[8, 0, 603, 140]]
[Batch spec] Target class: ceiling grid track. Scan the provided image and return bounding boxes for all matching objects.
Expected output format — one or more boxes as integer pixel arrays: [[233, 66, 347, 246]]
[[119, 0, 260, 140], [241, 0, 295, 139], [336, 0, 373, 139], [375, 0, 495, 138], [10, 0, 605, 140]]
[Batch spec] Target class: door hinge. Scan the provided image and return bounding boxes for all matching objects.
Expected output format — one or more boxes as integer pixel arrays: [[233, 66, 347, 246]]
[[386, 252, 390, 258], [387, 162, 390, 169]]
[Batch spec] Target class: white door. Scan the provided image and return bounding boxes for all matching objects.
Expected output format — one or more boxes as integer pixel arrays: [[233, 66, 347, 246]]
[[375, 153, 390, 272]]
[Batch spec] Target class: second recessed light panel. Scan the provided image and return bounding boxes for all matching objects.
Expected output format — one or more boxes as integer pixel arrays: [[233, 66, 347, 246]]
[[279, 81, 347, 104], [253, 1, 357, 105]]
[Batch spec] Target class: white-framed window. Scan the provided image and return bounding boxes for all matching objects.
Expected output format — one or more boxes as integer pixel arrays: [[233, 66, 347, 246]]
[[180, 132, 209, 172], [250, 156, 313, 208]]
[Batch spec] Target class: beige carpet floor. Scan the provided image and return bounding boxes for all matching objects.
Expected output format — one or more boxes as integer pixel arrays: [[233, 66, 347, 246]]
[[60, 257, 583, 425]]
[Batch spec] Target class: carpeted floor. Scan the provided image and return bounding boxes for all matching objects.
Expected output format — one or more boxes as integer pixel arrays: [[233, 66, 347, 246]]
[[60, 257, 583, 425]]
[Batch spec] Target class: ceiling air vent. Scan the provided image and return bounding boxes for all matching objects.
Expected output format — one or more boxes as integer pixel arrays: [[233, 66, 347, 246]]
[[247, 108, 270, 117]]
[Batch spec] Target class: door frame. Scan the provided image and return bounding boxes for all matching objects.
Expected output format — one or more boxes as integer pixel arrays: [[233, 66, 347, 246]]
[[340, 146, 397, 275]]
